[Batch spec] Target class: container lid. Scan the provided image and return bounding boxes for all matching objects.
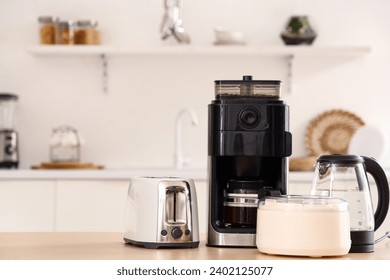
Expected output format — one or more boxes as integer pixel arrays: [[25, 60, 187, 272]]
[[56, 20, 75, 27], [0, 93, 18, 101], [258, 195, 348, 212], [38, 16, 57, 23], [76, 20, 98, 28], [214, 75, 281, 98], [316, 154, 364, 165]]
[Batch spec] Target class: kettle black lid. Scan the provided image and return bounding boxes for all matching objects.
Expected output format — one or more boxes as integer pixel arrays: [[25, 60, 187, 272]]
[[317, 154, 364, 164], [0, 93, 18, 101]]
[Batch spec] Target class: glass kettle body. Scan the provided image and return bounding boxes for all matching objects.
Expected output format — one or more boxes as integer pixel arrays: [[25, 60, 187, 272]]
[[311, 154, 390, 253]]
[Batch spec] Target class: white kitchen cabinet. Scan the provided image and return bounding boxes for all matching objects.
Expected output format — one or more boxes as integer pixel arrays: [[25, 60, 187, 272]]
[[55, 180, 129, 232], [0, 170, 208, 232], [0, 180, 56, 231], [55, 179, 208, 233], [0, 174, 388, 237]]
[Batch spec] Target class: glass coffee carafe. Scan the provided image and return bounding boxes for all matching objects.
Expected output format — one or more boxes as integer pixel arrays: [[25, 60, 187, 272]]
[[311, 154, 389, 253]]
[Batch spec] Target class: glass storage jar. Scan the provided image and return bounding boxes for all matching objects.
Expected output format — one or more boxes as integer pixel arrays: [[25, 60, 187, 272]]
[[38, 16, 57, 44], [50, 126, 80, 162], [55, 20, 74, 45], [74, 20, 100, 45]]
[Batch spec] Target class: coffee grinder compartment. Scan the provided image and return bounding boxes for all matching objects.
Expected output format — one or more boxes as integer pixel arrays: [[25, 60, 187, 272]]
[[215, 75, 281, 99]]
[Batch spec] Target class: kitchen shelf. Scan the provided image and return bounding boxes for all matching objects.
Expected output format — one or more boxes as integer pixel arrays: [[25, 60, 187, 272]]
[[27, 44, 371, 57], [27, 44, 371, 93]]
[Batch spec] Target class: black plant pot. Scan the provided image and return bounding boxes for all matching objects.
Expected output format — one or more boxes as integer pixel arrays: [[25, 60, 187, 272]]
[[281, 16, 317, 45]]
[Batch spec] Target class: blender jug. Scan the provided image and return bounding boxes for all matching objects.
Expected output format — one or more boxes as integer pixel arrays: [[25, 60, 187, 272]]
[[0, 93, 17, 129], [311, 154, 389, 253]]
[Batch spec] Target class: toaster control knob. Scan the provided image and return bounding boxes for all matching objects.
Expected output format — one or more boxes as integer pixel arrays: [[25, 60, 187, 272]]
[[171, 227, 183, 239]]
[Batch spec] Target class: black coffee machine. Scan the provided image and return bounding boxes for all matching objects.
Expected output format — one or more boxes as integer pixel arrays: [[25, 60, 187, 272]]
[[207, 76, 292, 247]]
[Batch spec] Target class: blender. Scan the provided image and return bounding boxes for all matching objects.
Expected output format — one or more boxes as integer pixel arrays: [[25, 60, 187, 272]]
[[0, 93, 19, 168]]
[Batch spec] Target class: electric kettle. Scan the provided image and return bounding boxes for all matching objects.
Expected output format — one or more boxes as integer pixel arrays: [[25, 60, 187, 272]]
[[311, 154, 390, 253]]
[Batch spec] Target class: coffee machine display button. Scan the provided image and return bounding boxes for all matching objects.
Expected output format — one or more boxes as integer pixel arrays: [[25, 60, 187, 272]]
[[160, 230, 168, 236], [171, 227, 183, 239], [239, 107, 260, 129]]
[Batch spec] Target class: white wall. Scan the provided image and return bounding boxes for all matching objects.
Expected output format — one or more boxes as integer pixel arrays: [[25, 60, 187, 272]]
[[1, 0, 390, 169]]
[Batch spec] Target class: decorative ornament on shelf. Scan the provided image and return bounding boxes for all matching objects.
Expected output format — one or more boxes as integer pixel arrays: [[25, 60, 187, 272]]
[[290, 109, 365, 172], [305, 109, 365, 156]]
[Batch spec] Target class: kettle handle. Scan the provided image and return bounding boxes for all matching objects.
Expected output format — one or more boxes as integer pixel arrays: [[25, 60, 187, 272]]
[[362, 156, 390, 231]]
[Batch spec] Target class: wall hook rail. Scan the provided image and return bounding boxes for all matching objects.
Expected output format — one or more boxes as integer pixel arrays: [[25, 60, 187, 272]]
[[100, 53, 108, 94], [286, 54, 294, 94]]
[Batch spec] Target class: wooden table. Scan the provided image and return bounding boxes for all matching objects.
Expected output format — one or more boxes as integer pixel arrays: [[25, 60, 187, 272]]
[[0, 232, 389, 260]]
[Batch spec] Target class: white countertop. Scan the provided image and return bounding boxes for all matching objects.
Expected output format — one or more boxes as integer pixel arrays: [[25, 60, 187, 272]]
[[0, 168, 315, 181], [0, 168, 209, 181], [0, 168, 387, 182]]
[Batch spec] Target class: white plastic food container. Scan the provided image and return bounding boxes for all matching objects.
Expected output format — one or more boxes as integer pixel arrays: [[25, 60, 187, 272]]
[[256, 196, 351, 257]]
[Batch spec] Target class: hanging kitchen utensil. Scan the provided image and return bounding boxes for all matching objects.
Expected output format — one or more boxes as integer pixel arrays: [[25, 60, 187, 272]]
[[160, 0, 190, 44]]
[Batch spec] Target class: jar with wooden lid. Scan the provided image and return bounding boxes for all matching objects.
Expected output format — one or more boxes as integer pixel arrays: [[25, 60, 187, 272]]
[[55, 20, 74, 45], [74, 20, 100, 45], [38, 16, 57, 44]]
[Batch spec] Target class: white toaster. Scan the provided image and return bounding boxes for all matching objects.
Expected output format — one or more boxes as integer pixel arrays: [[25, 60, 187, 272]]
[[124, 177, 199, 249]]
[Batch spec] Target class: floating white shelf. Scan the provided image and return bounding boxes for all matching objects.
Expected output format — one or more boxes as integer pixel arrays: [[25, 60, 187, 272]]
[[27, 44, 371, 93], [27, 44, 371, 57]]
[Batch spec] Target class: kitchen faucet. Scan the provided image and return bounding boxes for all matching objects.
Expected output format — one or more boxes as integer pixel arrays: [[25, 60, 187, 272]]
[[174, 109, 199, 169]]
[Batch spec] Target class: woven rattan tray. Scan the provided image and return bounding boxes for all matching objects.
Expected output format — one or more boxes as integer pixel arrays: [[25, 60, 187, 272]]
[[305, 109, 365, 156]]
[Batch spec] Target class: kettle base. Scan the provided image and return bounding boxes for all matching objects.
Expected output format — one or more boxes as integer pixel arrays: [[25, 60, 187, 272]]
[[349, 244, 374, 253], [124, 238, 199, 249], [350, 230, 374, 253]]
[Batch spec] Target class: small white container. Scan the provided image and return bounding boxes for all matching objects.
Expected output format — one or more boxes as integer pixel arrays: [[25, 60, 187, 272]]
[[256, 196, 351, 257]]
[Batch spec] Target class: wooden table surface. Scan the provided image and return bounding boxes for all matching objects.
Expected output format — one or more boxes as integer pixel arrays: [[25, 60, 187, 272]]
[[0, 232, 389, 260]]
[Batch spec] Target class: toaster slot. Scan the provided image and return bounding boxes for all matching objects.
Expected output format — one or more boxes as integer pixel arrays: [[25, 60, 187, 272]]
[[166, 186, 186, 225]]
